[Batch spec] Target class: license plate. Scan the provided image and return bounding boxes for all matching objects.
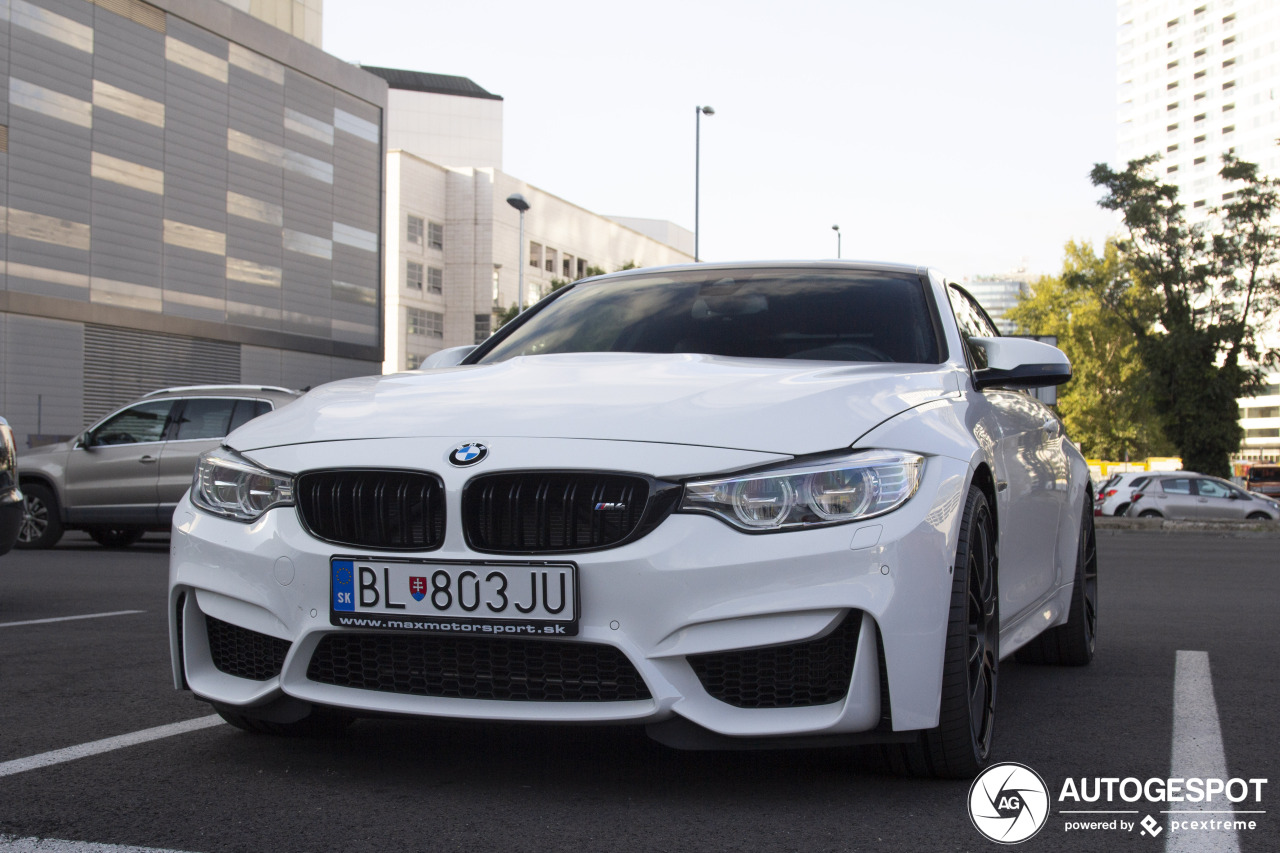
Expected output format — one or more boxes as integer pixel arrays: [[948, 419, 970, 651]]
[[330, 557, 579, 636]]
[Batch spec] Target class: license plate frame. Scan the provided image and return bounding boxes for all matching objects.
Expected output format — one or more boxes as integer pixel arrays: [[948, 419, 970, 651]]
[[330, 556, 579, 637]]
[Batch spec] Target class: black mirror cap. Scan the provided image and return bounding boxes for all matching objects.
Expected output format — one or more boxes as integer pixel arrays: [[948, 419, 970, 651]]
[[973, 363, 1072, 390]]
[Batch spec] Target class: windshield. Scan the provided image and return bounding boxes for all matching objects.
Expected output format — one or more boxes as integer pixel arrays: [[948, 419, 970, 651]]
[[476, 269, 942, 365]]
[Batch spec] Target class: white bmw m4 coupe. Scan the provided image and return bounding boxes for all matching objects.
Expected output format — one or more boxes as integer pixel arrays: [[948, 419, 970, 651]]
[[169, 261, 1096, 778]]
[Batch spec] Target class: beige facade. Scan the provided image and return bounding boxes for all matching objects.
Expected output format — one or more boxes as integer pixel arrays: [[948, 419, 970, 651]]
[[215, 0, 322, 47], [385, 151, 694, 372]]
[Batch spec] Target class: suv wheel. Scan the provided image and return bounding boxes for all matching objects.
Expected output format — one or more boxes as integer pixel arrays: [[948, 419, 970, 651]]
[[87, 526, 146, 548], [17, 483, 64, 549]]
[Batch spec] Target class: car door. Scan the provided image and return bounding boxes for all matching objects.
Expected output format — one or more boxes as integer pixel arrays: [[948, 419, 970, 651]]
[[63, 400, 176, 524], [1150, 477, 1196, 517], [1191, 477, 1248, 519], [948, 285, 1062, 618], [157, 397, 272, 519]]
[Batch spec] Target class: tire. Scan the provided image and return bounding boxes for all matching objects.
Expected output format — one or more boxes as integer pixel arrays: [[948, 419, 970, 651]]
[[213, 702, 355, 737], [87, 526, 145, 548], [1138, 510, 1162, 518], [1246, 512, 1271, 521], [884, 485, 998, 779], [16, 483, 64, 549], [1016, 498, 1097, 666]]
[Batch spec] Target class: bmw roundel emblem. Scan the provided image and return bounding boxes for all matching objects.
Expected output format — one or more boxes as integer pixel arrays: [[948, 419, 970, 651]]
[[449, 442, 488, 467]]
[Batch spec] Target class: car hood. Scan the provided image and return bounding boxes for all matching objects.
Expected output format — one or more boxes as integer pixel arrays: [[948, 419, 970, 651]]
[[227, 353, 961, 457]]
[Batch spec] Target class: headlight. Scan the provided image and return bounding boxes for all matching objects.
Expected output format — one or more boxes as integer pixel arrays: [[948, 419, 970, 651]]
[[679, 450, 924, 532], [191, 447, 294, 522]]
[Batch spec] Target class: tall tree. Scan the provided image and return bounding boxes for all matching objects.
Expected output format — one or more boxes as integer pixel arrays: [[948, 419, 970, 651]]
[[1007, 241, 1172, 460], [1084, 154, 1280, 476]]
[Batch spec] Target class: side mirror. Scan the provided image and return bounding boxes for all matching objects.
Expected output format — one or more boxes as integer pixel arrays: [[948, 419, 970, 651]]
[[970, 337, 1072, 390], [76, 431, 95, 450], [418, 346, 477, 370]]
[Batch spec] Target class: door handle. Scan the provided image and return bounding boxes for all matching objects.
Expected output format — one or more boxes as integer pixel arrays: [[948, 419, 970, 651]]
[[139, 455, 157, 464]]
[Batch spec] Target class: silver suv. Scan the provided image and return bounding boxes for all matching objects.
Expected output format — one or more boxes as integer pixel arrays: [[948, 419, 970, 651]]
[[17, 385, 300, 549]]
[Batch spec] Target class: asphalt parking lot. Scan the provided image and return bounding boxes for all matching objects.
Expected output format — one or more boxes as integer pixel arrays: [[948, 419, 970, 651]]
[[1, 530, 1276, 853]]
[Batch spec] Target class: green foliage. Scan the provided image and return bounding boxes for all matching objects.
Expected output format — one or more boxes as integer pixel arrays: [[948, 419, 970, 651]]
[[1083, 154, 1280, 476], [494, 303, 519, 330], [1007, 241, 1173, 460]]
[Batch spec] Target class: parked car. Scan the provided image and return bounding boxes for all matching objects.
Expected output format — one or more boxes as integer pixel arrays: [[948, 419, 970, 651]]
[[18, 385, 300, 549], [169, 262, 1096, 779], [1245, 462, 1280, 499], [1126, 473, 1280, 520], [1094, 470, 1165, 517], [0, 417, 21, 556]]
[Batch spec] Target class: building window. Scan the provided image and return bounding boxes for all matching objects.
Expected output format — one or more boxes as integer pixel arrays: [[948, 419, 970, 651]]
[[1194, 157, 1206, 166], [1222, 13, 1235, 24], [1194, 48, 1207, 58], [407, 215, 424, 245], [407, 307, 444, 339], [545, 247, 557, 274], [529, 241, 543, 269], [1222, 80, 1236, 90], [1167, 165, 1179, 173], [562, 254, 574, 278], [1167, 60, 1180, 69], [1247, 428, 1280, 439], [406, 353, 425, 369], [1194, 69, 1206, 79], [1222, 35, 1235, 46], [576, 258, 587, 279], [1194, 92, 1206, 101], [1221, 103, 1234, 113], [1223, 191, 1236, 201], [1166, 17, 1179, 27], [1193, 5, 1205, 14], [1222, 125, 1235, 135], [1167, 144, 1179, 153], [1167, 102, 1179, 111], [428, 222, 444, 251], [1194, 112, 1207, 123], [1222, 58, 1236, 68], [474, 314, 491, 344], [427, 266, 443, 294], [1194, 135, 1206, 144], [1167, 123, 1179, 132], [1193, 200, 1206, 208], [406, 260, 423, 290], [1167, 81, 1179, 90]]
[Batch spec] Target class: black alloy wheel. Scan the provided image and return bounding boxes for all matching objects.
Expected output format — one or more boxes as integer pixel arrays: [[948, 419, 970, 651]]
[[884, 485, 998, 778], [1016, 495, 1097, 666]]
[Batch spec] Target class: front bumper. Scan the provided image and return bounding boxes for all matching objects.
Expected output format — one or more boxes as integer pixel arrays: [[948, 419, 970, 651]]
[[169, 446, 972, 741]]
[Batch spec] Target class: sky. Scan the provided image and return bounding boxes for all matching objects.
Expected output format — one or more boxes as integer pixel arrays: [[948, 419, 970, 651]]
[[322, 0, 1121, 280]]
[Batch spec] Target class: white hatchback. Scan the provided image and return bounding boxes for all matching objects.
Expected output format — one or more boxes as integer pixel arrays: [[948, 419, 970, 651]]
[[169, 262, 1095, 779]]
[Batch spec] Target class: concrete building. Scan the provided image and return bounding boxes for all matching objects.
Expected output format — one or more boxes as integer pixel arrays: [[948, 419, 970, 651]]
[[963, 276, 1034, 335], [1116, 0, 1280, 462], [365, 67, 694, 372], [0, 0, 387, 450]]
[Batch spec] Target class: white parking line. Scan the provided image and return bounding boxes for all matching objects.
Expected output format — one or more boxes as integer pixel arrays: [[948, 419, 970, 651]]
[[1166, 650, 1240, 853], [0, 836, 198, 853], [0, 715, 223, 779], [0, 611, 145, 629]]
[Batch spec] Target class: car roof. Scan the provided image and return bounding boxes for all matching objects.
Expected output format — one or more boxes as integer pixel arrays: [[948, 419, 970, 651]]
[[581, 259, 932, 281], [141, 385, 300, 401]]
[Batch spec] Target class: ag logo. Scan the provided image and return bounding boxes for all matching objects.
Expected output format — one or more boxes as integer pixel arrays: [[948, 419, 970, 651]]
[[968, 762, 1050, 844], [449, 442, 488, 467]]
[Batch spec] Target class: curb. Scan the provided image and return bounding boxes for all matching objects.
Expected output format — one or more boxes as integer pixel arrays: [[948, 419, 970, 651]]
[[1095, 516, 1280, 538]]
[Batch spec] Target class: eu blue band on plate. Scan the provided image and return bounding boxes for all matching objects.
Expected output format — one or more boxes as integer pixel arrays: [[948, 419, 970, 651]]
[[332, 559, 354, 611]]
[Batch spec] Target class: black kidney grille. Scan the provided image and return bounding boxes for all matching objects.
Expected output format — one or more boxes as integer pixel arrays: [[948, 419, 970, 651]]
[[687, 613, 861, 709], [296, 470, 445, 550], [206, 616, 291, 681], [464, 473, 650, 553], [307, 633, 651, 702]]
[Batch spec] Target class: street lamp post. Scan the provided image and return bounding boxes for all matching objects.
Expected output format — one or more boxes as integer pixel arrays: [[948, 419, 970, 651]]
[[506, 193, 530, 312], [832, 224, 841, 259], [695, 105, 714, 262]]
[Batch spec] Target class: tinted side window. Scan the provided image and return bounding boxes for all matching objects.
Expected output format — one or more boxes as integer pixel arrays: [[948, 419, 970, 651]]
[[1161, 478, 1193, 495], [947, 285, 999, 369], [228, 399, 271, 433], [172, 398, 240, 440], [92, 401, 175, 446]]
